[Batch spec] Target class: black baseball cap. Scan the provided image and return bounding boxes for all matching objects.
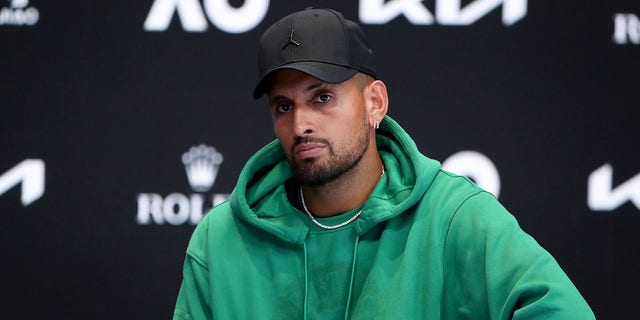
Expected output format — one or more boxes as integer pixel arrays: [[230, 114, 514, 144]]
[[253, 8, 377, 99]]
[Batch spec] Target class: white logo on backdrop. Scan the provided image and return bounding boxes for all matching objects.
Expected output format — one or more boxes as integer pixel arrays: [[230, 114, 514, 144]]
[[588, 164, 640, 211], [442, 150, 501, 197], [613, 13, 640, 45], [144, 0, 526, 33], [0, 0, 39, 26], [0, 159, 45, 206], [136, 145, 230, 226], [360, 0, 527, 26], [144, 0, 269, 33], [182, 144, 224, 192]]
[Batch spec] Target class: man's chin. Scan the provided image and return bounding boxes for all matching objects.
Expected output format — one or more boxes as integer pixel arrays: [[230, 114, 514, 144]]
[[293, 166, 334, 187], [296, 176, 331, 188]]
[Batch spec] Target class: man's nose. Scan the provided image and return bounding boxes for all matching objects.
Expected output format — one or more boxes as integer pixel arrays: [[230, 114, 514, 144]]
[[292, 106, 314, 136]]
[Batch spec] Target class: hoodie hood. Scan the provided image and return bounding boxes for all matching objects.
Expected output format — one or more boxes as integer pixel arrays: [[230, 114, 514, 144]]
[[229, 116, 441, 246]]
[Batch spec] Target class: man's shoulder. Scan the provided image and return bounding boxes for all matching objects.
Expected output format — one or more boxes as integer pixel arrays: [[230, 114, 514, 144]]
[[194, 200, 239, 233], [426, 169, 490, 204], [184, 201, 240, 262], [188, 201, 236, 240], [413, 169, 509, 228]]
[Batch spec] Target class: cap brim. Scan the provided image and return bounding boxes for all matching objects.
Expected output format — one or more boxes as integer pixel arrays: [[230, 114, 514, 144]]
[[253, 61, 358, 99]]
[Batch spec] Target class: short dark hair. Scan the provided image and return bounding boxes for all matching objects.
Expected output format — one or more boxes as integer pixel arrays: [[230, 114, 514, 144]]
[[352, 72, 375, 93]]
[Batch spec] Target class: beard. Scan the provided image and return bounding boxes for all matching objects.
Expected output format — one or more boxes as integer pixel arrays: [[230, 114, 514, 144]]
[[289, 124, 370, 187]]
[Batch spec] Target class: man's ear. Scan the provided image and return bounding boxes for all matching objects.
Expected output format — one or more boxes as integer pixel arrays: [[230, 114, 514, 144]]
[[367, 80, 389, 127]]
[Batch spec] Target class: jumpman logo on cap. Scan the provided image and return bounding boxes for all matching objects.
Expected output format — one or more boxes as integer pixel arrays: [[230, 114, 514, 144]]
[[282, 29, 301, 49]]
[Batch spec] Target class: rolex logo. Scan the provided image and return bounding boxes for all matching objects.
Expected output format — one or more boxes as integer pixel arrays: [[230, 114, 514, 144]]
[[182, 145, 223, 192], [136, 145, 229, 226], [1, 0, 39, 26], [10, 0, 28, 8]]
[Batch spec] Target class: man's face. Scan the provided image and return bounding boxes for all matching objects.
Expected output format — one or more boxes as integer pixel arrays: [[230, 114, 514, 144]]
[[267, 69, 371, 187]]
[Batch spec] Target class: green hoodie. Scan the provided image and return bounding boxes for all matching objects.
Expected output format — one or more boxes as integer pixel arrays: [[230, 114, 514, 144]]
[[174, 116, 594, 320]]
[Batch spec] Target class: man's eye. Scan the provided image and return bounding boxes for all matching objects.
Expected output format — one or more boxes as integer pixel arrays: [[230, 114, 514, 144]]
[[276, 104, 292, 113], [315, 94, 331, 103]]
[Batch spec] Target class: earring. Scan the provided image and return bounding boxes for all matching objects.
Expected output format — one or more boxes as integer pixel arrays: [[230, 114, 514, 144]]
[[374, 120, 380, 130]]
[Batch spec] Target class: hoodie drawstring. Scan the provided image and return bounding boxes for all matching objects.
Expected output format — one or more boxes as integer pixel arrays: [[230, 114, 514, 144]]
[[303, 242, 309, 320], [343, 235, 360, 320]]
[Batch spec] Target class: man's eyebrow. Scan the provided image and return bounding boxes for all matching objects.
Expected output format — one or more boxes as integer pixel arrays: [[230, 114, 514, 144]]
[[268, 82, 330, 104], [304, 82, 327, 92], [269, 95, 288, 105]]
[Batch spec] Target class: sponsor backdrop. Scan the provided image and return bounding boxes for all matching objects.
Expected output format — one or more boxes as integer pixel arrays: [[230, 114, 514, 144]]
[[1, 0, 638, 318]]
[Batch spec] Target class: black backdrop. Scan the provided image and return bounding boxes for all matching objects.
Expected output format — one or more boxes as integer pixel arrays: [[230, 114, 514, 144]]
[[1, 0, 638, 318]]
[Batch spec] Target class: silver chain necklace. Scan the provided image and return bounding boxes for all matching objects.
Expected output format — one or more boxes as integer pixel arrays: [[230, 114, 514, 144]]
[[299, 187, 362, 230], [299, 165, 385, 230]]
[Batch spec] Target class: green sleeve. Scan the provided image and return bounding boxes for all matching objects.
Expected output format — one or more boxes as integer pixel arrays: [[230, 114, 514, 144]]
[[444, 191, 595, 319], [173, 218, 213, 320]]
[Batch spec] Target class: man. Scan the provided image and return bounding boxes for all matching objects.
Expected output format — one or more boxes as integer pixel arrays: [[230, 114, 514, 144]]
[[173, 8, 595, 319]]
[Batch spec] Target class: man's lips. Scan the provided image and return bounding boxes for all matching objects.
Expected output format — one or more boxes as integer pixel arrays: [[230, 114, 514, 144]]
[[293, 142, 327, 159]]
